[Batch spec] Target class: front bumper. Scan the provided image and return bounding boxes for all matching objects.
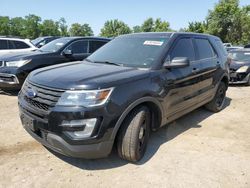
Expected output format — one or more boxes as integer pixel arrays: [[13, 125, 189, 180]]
[[229, 71, 250, 84], [18, 87, 117, 158], [22, 120, 113, 158]]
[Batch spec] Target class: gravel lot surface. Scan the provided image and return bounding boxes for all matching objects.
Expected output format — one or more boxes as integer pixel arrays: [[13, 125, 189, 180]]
[[0, 86, 250, 188]]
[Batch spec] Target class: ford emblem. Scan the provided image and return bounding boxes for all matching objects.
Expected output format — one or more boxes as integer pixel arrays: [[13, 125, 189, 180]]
[[27, 88, 37, 98]]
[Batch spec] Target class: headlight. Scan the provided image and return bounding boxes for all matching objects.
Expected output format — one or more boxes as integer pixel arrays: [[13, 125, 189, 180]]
[[236, 66, 249, 73], [56, 88, 114, 107], [6, 60, 31, 67]]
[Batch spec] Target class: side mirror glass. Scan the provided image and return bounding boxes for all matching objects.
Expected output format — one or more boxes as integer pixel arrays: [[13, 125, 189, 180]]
[[164, 57, 190, 69]]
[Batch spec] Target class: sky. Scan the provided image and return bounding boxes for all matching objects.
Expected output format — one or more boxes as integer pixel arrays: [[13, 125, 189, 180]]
[[1, 0, 249, 35]]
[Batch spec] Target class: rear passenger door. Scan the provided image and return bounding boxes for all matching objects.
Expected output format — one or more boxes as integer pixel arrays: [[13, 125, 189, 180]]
[[193, 37, 218, 100], [162, 37, 202, 121]]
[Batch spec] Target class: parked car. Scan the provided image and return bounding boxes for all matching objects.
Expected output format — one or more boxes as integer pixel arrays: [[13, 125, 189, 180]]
[[0, 37, 110, 90], [244, 44, 250, 48], [228, 49, 250, 85], [18, 32, 229, 162], [226, 46, 243, 52], [223, 43, 232, 48], [0, 37, 37, 55], [31, 36, 61, 48]]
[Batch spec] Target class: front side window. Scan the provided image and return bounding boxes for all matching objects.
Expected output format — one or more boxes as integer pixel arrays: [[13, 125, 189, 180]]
[[0, 39, 8, 49], [87, 36, 169, 68], [65, 40, 88, 54], [195, 38, 215, 59], [169, 38, 195, 61], [40, 38, 71, 52]]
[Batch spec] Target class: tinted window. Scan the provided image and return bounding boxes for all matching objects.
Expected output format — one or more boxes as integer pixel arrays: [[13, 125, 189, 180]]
[[195, 38, 215, 59], [170, 38, 195, 61], [12, 41, 30, 49], [89, 41, 107, 53], [66, 40, 88, 54], [0, 39, 8, 49], [87, 37, 169, 68], [40, 38, 71, 52], [215, 39, 228, 56]]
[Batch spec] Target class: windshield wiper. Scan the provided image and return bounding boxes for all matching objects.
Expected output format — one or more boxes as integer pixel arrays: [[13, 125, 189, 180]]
[[85, 59, 122, 66]]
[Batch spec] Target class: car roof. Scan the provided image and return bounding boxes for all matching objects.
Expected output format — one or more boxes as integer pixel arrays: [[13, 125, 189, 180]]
[[62, 36, 111, 41], [119, 32, 220, 39]]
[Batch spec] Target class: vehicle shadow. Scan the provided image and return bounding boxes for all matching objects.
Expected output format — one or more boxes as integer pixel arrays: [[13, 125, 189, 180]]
[[49, 97, 232, 170], [0, 89, 19, 96]]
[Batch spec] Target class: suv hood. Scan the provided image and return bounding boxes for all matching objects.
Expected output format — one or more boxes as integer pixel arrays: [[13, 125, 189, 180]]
[[29, 61, 150, 90], [0, 50, 53, 61], [230, 60, 250, 70]]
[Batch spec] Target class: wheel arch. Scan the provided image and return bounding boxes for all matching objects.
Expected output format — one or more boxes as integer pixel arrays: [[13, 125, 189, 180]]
[[110, 97, 163, 141]]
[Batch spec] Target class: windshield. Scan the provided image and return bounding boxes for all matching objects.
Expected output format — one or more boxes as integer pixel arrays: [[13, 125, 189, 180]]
[[229, 51, 250, 62], [31, 37, 44, 46], [87, 36, 169, 68], [40, 38, 71, 52]]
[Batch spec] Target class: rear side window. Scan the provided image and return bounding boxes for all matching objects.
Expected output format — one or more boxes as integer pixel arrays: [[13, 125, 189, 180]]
[[195, 38, 215, 59], [13, 41, 30, 49], [0, 39, 8, 49], [66, 40, 88, 54], [89, 41, 107, 53], [215, 39, 228, 56], [170, 38, 195, 61]]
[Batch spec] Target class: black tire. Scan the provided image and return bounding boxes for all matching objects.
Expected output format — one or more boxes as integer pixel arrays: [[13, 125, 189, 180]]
[[246, 74, 250, 86], [205, 82, 226, 112], [117, 106, 151, 162]]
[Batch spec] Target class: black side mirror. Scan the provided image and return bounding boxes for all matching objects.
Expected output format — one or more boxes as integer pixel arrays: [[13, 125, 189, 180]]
[[63, 49, 73, 56], [164, 57, 190, 69]]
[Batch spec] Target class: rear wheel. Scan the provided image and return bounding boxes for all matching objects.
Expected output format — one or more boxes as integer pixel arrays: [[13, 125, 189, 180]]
[[117, 106, 151, 162], [205, 82, 226, 112]]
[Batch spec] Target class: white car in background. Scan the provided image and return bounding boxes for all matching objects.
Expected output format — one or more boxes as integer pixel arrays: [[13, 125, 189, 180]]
[[0, 37, 37, 56]]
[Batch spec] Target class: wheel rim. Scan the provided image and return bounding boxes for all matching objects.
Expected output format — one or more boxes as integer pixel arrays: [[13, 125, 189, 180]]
[[138, 118, 146, 152], [216, 87, 225, 108]]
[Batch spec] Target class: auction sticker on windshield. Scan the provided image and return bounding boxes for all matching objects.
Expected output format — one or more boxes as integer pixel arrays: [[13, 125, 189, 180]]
[[143, 40, 164, 46]]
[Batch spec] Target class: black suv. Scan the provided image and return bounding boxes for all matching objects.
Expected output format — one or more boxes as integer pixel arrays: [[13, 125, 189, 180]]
[[18, 33, 229, 162], [0, 37, 110, 90]]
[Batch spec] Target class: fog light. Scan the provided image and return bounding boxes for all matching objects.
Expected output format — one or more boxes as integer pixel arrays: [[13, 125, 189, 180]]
[[62, 118, 97, 138]]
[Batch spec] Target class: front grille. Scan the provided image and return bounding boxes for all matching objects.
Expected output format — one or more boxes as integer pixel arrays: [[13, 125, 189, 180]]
[[21, 81, 64, 113]]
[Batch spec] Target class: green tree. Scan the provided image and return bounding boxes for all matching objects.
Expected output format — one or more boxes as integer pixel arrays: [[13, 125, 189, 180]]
[[69, 23, 93, 36], [23, 14, 41, 39], [133, 25, 141, 33], [154, 18, 171, 32], [206, 0, 243, 43], [100, 19, 131, 37], [9, 17, 25, 37], [187, 21, 207, 33], [140, 18, 171, 32], [0, 16, 10, 36], [40, 19, 60, 36], [59, 17, 68, 36], [141, 18, 154, 32]]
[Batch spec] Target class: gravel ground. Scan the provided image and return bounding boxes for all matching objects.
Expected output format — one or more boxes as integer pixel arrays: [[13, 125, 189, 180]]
[[0, 86, 250, 188]]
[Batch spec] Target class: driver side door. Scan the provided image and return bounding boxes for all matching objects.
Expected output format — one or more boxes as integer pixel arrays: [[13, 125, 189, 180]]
[[63, 40, 90, 61]]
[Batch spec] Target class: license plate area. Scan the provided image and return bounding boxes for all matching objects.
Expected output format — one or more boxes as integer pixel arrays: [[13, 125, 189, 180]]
[[230, 72, 237, 78], [21, 113, 36, 131]]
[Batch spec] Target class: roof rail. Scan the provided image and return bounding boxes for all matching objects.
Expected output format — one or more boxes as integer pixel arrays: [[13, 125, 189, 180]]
[[0, 35, 23, 39]]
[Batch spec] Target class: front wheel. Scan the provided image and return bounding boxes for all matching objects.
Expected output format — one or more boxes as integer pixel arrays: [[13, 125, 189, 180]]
[[117, 106, 151, 162], [246, 74, 250, 86], [205, 82, 226, 112]]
